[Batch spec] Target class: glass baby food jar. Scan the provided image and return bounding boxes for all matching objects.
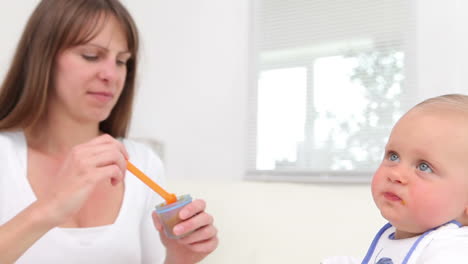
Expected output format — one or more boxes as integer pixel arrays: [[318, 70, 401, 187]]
[[155, 194, 192, 239]]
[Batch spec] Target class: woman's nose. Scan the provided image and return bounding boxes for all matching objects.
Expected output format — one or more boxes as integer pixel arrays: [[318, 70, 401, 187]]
[[97, 60, 119, 83]]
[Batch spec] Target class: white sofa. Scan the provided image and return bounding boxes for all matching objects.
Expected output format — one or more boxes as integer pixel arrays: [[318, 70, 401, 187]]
[[166, 179, 387, 264]]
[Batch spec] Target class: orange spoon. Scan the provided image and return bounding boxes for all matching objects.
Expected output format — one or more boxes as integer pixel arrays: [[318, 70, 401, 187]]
[[126, 160, 178, 205]]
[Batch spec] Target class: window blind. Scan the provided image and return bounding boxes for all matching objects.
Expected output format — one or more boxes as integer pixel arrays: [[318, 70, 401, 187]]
[[248, 0, 416, 182]]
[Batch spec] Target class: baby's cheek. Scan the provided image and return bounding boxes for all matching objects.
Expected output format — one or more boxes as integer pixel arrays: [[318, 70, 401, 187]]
[[409, 192, 449, 230], [370, 170, 384, 193]]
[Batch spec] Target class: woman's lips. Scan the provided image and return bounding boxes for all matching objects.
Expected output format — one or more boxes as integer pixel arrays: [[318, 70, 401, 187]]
[[383, 192, 402, 202], [87, 91, 114, 103]]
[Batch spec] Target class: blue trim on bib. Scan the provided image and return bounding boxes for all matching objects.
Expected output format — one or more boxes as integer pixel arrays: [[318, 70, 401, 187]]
[[361, 223, 392, 264]]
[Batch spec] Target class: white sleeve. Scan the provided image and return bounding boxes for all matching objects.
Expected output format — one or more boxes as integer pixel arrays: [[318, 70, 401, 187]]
[[321, 256, 360, 264], [136, 144, 167, 264], [140, 211, 165, 264]]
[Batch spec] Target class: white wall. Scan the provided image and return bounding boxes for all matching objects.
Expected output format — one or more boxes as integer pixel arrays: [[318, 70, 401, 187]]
[[123, 0, 250, 181], [0, 1, 38, 77], [415, 0, 468, 101]]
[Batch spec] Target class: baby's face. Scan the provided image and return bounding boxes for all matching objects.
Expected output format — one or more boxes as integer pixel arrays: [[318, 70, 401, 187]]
[[371, 105, 468, 239]]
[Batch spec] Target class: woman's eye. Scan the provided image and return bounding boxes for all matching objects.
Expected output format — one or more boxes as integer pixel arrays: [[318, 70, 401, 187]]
[[418, 162, 433, 173], [82, 54, 98, 61], [388, 153, 399, 162], [116, 59, 127, 66]]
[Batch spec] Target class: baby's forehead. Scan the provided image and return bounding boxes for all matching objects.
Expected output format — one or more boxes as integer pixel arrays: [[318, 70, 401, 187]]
[[392, 105, 467, 138], [388, 108, 468, 164], [390, 105, 468, 149]]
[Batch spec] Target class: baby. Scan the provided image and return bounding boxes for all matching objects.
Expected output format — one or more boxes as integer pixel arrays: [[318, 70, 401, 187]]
[[323, 94, 468, 263]]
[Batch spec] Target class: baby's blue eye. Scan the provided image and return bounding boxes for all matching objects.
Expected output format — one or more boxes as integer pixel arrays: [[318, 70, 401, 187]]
[[418, 162, 433, 173], [389, 153, 399, 162]]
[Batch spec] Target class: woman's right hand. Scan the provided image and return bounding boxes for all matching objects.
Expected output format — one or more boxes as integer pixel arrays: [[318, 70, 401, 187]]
[[40, 134, 128, 226]]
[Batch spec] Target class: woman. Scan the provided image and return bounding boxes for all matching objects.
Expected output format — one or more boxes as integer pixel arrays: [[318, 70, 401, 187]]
[[0, 0, 218, 263]]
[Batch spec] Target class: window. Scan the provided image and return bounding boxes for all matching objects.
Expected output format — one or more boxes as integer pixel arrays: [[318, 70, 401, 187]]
[[248, 0, 415, 182]]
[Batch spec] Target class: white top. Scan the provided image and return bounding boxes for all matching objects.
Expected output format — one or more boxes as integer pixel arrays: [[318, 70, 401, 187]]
[[0, 131, 166, 264], [322, 222, 468, 264]]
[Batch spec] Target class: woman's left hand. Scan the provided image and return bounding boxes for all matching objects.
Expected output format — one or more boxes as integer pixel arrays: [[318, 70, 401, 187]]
[[152, 199, 218, 264]]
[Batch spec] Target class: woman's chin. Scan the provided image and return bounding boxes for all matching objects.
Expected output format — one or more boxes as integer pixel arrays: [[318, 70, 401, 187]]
[[78, 111, 112, 124]]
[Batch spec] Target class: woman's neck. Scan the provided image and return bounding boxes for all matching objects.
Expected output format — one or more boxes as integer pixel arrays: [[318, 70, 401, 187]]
[[25, 113, 101, 156]]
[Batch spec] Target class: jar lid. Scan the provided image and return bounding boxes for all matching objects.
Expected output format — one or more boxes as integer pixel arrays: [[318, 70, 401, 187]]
[[155, 194, 192, 214]]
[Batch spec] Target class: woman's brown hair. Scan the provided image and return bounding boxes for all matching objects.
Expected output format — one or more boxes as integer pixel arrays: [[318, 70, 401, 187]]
[[0, 0, 139, 137]]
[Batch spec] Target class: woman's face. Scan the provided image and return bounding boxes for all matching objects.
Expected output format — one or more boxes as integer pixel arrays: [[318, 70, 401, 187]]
[[51, 15, 131, 125]]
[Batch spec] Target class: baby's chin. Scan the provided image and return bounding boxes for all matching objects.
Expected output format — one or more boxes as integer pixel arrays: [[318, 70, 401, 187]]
[[380, 207, 466, 235], [379, 214, 424, 236], [389, 221, 427, 239]]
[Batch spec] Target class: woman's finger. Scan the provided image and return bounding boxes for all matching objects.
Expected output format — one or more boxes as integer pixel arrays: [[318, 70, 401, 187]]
[[173, 212, 213, 237], [179, 199, 206, 220], [91, 149, 127, 173], [83, 134, 129, 159], [94, 164, 124, 185], [177, 224, 218, 245], [183, 236, 219, 254]]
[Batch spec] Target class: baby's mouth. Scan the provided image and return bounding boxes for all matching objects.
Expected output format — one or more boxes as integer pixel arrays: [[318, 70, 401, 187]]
[[383, 192, 404, 204]]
